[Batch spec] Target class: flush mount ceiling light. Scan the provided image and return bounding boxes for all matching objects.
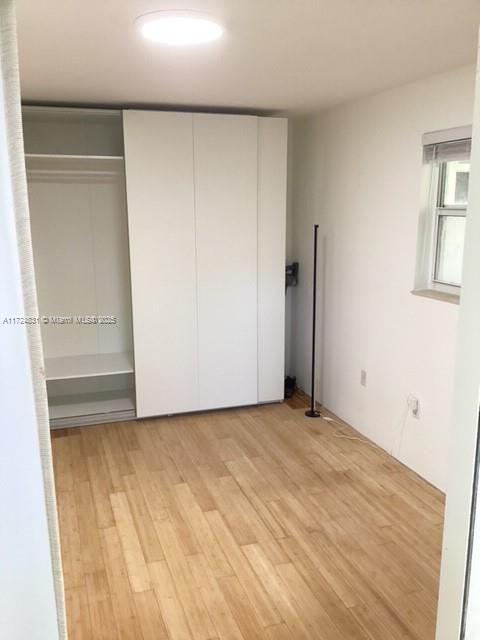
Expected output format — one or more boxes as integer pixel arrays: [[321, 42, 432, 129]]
[[136, 10, 224, 46]]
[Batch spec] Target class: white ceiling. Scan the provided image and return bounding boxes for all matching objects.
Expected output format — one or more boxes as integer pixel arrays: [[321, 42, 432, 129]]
[[16, 0, 480, 115]]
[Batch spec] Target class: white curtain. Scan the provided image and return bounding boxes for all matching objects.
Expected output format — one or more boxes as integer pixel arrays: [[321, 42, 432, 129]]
[[0, 1, 66, 637]]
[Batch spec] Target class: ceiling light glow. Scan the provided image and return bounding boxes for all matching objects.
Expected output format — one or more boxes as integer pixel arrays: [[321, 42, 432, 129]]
[[137, 11, 223, 46]]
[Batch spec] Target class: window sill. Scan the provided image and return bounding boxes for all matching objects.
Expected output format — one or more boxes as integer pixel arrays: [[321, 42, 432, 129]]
[[411, 288, 460, 305]]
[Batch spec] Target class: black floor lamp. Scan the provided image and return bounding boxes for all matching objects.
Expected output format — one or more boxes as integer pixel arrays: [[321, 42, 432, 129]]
[[305, 224, 321, 418]]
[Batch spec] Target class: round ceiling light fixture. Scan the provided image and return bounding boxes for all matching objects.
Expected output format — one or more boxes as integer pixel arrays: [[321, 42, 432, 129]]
[[136, 10, 224, 46]]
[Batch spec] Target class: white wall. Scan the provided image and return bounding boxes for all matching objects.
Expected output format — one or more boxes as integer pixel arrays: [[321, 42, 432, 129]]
[[0, 78, 60, 640], [289, 64, 476, 490], [0, 4, 62, 637]]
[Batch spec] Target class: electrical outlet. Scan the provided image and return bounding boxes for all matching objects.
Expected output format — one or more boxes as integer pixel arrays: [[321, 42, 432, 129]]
[[360, 370, 367, 387]]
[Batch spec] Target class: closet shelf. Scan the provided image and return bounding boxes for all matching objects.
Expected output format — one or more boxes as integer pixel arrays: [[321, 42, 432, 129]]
[[48, 390, 135, 420], [25, 153, 124, 176], [45, 352, 134, 381]]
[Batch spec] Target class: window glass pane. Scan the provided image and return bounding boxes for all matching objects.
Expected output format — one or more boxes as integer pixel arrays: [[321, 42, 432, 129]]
[[435, 215, 466, 285], [443, 160, 470, 206]]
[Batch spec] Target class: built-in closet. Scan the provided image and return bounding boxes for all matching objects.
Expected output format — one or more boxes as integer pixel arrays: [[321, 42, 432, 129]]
[[24, 106, 287, 427], [24, 107, 134, 427]]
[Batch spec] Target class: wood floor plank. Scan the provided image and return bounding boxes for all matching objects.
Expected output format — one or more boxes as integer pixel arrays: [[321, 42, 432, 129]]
[[241, 543, 311, 640], [100, 526, 144, 640], [117, 421, 142, 453], [135, 424, 166, 472], [86, 455, 115, 530], [217, 574, 269, 640], [149, 560, 194, 640], [145, 423, 184, 484], [52, 435, 74, 492], [85, 570, 119, 640], [154, 518, 217, 640], [65, 586, 92, 640], [279, 535, 361, 609], [199, 467, 257, 546], [225, 459, 287, 542], [74, 480, 105, 574], [80, 425, 103, 457], [275, 562, 345, 640], [57, 490, 83, 589], [123, 473, 164, 562], [167, 440, 217, 512], [70, 434, 90, 484], [276, 540, 374, 640], [349, 600, 414, 640], [205, 510, 282, 628], [175, 482, 233, 578], [102, 428, 134, 477], [265, 623, 296, 640], [134, 589, 169, 640], [155, 468, 200, 557], [53, 397, 443, 640], [187, 553, 245, 640], [110, 492, 151, 593], [128, 449, 169, 522]]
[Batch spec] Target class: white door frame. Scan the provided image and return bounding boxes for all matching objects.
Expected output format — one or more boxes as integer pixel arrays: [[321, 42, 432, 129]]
[[436, 35, 480, 640]]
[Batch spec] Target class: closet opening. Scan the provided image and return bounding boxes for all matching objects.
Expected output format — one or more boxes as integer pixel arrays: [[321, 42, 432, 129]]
[[23, 107, 135, 427]]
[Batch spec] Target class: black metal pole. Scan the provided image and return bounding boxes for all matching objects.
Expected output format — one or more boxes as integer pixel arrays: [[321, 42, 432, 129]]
[[305, 224, 321, 418]]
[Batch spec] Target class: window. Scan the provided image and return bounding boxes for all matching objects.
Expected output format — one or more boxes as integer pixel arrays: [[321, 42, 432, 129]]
[[433, 157, 469, 286], [414, 128, 472, 299]]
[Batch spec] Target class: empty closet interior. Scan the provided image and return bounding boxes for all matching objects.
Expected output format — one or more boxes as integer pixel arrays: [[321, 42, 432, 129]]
[[23, 106, 287, 428], [24, 107, 135, 427]]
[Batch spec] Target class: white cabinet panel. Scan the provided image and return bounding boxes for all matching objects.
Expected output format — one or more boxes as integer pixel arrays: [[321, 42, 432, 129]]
[[257, 118, 288, 402], [193, 114, 258, 409], [28, 169, 131, 361], [28, 180, 98, 358], [123, 111, 198, 417]]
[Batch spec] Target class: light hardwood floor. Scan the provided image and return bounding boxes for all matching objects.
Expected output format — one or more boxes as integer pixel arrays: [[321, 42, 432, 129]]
[[52, 396, 444, 640]]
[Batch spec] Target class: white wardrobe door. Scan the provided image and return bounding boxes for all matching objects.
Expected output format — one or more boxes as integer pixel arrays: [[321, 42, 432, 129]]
[[257, 118, 288, 402], [193, 113, 258, 409], [123, 111, 198, 417]]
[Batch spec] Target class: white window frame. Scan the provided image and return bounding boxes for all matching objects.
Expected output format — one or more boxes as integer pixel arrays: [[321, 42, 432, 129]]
[[414, 126, 472, 299]]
